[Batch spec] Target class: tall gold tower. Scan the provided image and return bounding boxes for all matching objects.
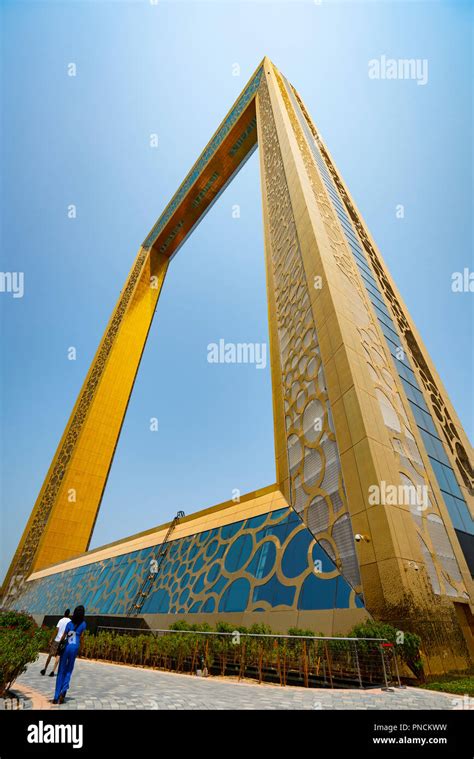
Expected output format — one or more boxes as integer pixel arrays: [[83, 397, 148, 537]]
[[3, 59, 473, 669]]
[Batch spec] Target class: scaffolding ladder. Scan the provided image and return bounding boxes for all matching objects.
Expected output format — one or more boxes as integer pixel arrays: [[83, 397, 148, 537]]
[[127, 510, 185, 616]]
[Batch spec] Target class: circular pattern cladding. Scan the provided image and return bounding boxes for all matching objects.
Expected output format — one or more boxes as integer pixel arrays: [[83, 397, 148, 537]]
[[15, 506, 362, 616]]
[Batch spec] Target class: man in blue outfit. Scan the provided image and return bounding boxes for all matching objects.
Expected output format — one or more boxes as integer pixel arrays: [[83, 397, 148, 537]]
[[53, 605, 86, 705]]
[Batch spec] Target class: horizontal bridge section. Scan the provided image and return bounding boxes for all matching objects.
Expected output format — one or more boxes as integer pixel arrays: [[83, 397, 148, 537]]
[[27, 485, 286, 580], [143, 65, 263, 258]]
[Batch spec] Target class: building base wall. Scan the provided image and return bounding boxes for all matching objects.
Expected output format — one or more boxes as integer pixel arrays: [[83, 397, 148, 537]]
[[141, 608, 370, 636], [31, 609, 369, 637]]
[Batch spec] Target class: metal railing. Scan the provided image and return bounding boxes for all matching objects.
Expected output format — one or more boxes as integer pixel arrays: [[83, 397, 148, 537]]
[[88, 626, 402, 689]]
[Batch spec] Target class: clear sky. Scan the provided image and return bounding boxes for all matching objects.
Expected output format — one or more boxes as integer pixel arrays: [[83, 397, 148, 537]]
[[1, 0, 472, 579]]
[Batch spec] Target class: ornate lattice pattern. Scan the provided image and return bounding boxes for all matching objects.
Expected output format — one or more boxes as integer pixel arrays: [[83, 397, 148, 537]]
[[257, 76, 361, 592], [143, 68, 263, 249], [289, 89, 473, 495], [276, 72, 467, 599]]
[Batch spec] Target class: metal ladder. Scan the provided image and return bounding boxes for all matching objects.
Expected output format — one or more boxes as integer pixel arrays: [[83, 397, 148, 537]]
[[127, 510, 185, 616]]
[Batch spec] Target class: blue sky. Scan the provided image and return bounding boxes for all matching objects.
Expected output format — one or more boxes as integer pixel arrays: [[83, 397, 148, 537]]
[[1, 0, 472, 579]]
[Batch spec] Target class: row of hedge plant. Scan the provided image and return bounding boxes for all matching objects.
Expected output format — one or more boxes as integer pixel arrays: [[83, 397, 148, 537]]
[[77, 618, 423, 686]]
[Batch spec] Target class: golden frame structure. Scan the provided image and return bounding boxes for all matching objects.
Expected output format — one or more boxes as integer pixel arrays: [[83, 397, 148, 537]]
[[3, 59, 473, 669]]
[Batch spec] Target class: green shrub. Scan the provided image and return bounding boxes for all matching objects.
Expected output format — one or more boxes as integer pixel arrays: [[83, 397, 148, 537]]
[[169, 620, 192, 631], [348, 619, 424, 681], [287, 627, 315, 637], [249, 623, 273, 636], [214, 621, 237, 634], [0, 609, 49, 696], [421, 676, 474, 697]]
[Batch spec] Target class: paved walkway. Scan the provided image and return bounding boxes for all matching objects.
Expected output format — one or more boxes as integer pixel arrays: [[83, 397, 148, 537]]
[[16, 653, 458, 710]]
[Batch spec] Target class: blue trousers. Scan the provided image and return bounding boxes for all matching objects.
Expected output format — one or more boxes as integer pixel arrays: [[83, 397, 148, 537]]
[[54, 645, 79, 700]]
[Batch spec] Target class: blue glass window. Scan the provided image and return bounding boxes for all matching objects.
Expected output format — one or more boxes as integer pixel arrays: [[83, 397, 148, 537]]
[[312, 542, 338, 573], [298, 574, 336, 610], [269, 508, 290, 521], [430, 457, 453, 493], [372, 301, 396, 327], [281, 530, 312, 578], [206, 563, 220, 584], [202, 598, 215, 613], [192, 573, 205, 594], [257, 521, 292, 544], [335, 577, 351, 608], [441, 466, 464, 499], [253, 575, 295, 607], [192, 554, 205, 573], [90, 586, 105, 607], [224, 533, 253, 572], [408, 402, 438, 436], [401, 381, 428, 410], [221, 521, 244, 540], [392, 359, 416, 385], [142, 588, 170, 614], [440, 493, 468, 532], [247, 541, 276, 579], [383, 334, 401, 354], [177, 537, 190, 554], [379, 321, 401, 345], [218, 578, 250, 612], [206, 575, 228, 595], [180, 572, 190, 588], [245, 513, 268, 529], [205, 539, 219, 558], [420, 430, 450, 465]]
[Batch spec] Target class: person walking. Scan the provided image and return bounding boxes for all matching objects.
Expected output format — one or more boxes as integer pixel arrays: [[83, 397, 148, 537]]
[[53, 605, 86, 705], [40, 609, 70, 677]]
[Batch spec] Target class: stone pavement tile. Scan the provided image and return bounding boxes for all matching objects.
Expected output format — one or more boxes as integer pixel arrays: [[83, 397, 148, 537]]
[[15, 653, 457, 711]]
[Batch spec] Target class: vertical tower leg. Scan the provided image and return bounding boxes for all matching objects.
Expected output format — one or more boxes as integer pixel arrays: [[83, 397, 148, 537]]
[[257, 59, 473, 671], [2, 247, 169, 603]]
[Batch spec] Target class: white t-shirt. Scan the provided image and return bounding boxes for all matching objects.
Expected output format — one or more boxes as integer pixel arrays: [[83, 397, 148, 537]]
[[54, 617, 70, 642]]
